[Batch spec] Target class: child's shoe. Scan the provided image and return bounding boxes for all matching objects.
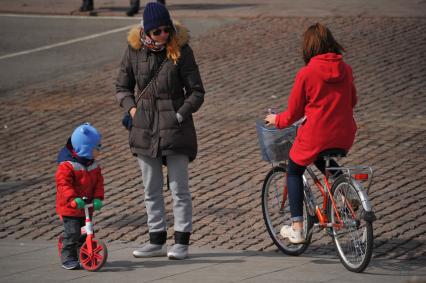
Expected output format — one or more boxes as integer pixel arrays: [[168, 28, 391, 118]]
[[167, 244, 188, 260], [280, 225, 305, 244], [132, 243, 167, 258], [62, 259, 80, 270]]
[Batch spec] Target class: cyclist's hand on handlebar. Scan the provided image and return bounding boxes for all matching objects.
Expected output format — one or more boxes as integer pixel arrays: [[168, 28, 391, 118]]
[[264, 114, 277, 126], [71, 197, 85, 209], [93, 199, 103, 211]]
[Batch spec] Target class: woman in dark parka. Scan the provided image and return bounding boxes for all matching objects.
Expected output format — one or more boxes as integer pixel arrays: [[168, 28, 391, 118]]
[[115, 2, 204, 260]]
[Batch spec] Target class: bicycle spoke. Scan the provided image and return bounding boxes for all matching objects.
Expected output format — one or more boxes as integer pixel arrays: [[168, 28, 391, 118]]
[[93, 244, 103, 254], [80, 247, 89, 256], [94, 253, 104, 261], [272, 179, 281, 209], [81, 255, 91, 265]]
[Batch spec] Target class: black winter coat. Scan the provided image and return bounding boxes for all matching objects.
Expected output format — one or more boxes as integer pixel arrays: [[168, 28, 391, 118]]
[[115, 24, 205, 161]]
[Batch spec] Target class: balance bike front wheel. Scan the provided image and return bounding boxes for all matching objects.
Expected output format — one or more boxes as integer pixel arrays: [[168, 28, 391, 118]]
[[79, 239, 108, 271]]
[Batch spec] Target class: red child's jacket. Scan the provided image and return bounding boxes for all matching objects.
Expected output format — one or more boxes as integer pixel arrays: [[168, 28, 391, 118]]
[[275, 53, 357, 166], [55, 140, 104, 218]]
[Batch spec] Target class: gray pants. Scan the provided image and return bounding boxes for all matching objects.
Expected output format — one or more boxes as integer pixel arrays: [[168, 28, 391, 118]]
[[137, 154, 192, 233]]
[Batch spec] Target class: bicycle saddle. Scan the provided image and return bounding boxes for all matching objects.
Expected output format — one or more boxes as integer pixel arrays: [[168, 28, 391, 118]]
[[317, 148, 347, 158]]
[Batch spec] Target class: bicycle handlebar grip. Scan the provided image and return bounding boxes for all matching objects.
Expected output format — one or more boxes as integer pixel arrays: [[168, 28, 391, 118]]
[[71, 198, 85, 209], [71, 201, 93, 209]]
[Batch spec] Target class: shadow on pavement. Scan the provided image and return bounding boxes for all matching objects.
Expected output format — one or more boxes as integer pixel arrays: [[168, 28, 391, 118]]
[[100, 257, 244, 272], [366, 258, 426, 276]]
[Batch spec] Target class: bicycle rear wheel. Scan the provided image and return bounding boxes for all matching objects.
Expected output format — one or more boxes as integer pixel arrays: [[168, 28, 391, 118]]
[[328, 176, 373, 272], [262, 165, 313, 256]]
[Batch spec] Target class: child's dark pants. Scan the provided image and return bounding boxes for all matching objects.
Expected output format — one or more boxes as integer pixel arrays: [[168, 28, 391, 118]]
[[61, 216, 86, 263]]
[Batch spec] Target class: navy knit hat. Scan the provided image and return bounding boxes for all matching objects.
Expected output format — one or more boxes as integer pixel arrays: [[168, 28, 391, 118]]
[[142, 2, 172, 33]]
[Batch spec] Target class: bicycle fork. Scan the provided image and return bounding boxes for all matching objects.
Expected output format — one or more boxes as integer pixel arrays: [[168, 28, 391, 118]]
[[83, 204, 94, 254]]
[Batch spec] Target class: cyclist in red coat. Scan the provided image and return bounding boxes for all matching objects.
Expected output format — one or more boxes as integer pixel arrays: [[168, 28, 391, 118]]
[[56, 123, 104, 269], [265, 23, 357, 243]]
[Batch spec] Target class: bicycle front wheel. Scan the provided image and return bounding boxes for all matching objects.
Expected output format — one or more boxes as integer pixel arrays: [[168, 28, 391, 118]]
[[262, 165, 313, 256], [328, 176, 373, 272]]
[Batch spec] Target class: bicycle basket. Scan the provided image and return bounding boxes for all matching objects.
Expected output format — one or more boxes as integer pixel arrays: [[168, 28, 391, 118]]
[[256, 120, 296, 163]]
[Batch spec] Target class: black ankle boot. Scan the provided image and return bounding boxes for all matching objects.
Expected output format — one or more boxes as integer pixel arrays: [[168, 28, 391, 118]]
[[79, 0, 93, 12], [174, 231, 190, 245], [149, 231, 167, 245], [126, 0, 140, 16]]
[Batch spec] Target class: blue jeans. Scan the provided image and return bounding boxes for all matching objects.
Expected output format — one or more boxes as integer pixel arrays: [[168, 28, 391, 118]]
[[287, 158, 340, 221]]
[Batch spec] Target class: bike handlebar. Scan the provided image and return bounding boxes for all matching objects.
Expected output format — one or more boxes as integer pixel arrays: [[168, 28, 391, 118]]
[[70, 199, 94, 209]]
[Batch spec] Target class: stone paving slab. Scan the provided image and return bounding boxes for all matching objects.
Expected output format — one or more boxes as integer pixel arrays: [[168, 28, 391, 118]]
[[1, 0, 425, 17], [0, 16, 425, 264], [0, 239, 425, 283]]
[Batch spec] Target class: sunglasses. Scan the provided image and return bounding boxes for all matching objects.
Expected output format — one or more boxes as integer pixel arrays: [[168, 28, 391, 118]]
[[96, 144, 102, 151], [150, 26, 172, 36]]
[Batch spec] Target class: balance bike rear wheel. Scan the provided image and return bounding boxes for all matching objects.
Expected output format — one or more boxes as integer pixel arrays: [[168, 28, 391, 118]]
[[79, 239, 108, 271]]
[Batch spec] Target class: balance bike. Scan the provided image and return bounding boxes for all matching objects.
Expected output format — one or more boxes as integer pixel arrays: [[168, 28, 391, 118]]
[[58, 198, 108, 271]]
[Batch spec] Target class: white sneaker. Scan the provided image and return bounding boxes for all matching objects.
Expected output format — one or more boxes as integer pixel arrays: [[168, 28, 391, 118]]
[[132, 243, 167, 258], [280, 225, 305, 244], [167, 244, 189, 260]]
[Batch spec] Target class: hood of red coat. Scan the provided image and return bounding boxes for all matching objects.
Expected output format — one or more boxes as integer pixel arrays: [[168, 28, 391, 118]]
[[309, 53, 346, 83]]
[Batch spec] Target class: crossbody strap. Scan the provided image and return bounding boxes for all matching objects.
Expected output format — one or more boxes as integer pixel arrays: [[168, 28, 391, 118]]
[[135, 58, 168, 105]]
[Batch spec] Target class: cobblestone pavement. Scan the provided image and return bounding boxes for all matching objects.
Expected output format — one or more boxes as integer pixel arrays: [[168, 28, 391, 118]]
[[0, 16, 425, 262]]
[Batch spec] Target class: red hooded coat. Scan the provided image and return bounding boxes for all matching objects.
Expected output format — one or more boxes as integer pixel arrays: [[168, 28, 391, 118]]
[[275, 53, 357, 166]]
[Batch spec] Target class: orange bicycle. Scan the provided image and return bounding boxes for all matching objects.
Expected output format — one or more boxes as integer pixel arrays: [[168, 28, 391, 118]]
[[257, 120, 376, 273]]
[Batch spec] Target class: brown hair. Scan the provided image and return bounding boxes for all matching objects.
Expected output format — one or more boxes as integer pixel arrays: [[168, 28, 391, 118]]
[[302, 23, 345, 65]]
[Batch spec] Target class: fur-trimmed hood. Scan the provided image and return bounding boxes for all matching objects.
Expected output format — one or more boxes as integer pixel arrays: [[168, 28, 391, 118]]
[[127, 21, 190, 50]]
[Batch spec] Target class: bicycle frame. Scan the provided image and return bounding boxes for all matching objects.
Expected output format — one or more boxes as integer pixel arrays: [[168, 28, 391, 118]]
[[303, 164, 374, 230], [303, 167, 343, 229]]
